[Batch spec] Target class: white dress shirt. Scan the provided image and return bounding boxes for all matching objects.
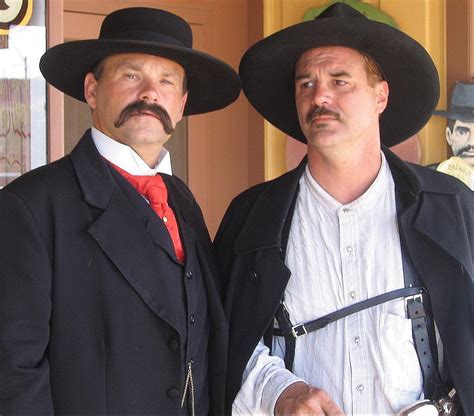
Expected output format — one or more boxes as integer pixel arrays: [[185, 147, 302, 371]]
[[233, 153, 423, 415], [91, 127, 172, 175]]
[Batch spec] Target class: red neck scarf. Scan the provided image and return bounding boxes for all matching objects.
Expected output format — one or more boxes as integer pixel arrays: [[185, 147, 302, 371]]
[[108, 161, 185, 263]]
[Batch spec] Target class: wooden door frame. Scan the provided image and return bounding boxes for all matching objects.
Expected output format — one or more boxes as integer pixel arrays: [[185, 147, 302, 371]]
[[46, 0, 64, 162]]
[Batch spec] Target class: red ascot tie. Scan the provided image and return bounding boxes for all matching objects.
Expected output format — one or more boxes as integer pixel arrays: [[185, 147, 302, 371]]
[[108, 161, 185, 263]]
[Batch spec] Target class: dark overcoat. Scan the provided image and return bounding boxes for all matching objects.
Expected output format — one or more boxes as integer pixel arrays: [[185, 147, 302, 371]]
[[215, 148, 474, 414], [0, 131, 228, 415]]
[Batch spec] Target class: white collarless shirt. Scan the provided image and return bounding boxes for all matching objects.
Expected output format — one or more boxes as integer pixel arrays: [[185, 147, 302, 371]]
[[233, 153, 423, 415], [90, 127, 172, 175]]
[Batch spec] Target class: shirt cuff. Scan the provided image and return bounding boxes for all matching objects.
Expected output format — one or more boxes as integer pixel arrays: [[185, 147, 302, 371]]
[[264, 370, 306, 415]]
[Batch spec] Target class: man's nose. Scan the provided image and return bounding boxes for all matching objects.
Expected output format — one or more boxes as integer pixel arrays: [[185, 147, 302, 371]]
[[139, 79, 160, 102], [311, 82, 333, 107]]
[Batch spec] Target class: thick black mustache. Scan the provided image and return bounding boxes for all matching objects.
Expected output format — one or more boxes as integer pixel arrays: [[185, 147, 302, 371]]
[[306, 107, 340, 125], [458, 145, 474, 155], [114, 101, 174, 134]]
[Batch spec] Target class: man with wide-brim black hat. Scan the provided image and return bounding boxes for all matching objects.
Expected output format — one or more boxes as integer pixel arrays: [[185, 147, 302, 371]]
[[0, 7, 240, 415], [215, 2, 473, 415]]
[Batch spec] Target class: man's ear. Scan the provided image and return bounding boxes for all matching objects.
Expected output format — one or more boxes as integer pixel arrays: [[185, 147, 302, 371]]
[[375, 80, 389, 114], [84, 73, 98, 109], [178, 91, 188, 121], [446, 126, 453, 146]]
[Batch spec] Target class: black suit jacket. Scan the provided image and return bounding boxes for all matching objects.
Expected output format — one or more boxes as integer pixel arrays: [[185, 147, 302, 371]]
[[215, 148, 474, 414], [0, 131, 227, 415]]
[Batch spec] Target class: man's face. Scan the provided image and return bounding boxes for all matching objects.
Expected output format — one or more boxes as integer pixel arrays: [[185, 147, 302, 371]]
[[294, 46, 388, 150], [84, 53, 188, 154], [446, 119, 474, 167]]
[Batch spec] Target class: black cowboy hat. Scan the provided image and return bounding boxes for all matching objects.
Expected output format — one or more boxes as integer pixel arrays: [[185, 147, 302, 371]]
[[239, 2, 440, 147], [434, 82, 474, 122], [40, 7, 240, 115]]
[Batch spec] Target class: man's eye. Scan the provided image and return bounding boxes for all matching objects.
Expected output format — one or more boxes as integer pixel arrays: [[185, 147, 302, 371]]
[[161, 79, 173, 85], [301, 81, 314, 89], [455, 126, 470, 136], [335, 80, 347, 86], [125, 74, 138, 80]]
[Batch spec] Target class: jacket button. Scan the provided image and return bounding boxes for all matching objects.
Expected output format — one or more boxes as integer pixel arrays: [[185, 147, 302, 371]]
[[189, 314, 195, 324], [167, 339, 179, 351], [167, 388, 180, 398], [248, 270, 258, 281], [185, 270, 193, 279]]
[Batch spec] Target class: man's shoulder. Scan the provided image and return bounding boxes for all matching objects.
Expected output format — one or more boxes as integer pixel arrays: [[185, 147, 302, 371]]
[[408, 161, 472, 193], [386, 151, 471, 195], [226, 166, 302, 215], [215, 166, 303, 248], [3, 156, 76, 204]]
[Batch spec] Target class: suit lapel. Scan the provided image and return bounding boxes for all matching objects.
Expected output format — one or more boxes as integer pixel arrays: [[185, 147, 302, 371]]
[[227, 160, 305, 341], [69, 131, 182, 334], [109, 166, 178, 262], [386, 147, 473, 283]]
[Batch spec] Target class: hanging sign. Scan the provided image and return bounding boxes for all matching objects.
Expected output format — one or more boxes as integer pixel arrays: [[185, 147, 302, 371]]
[[0, 0, 33, 34]]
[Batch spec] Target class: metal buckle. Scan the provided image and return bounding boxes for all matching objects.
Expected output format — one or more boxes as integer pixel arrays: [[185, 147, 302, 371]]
[[291, 324, 308, 338], [404, 292, 423, 315]]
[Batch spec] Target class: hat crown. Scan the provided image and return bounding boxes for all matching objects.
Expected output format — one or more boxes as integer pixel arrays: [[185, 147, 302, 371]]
[[99, 7, 192, 48], [317, 2, 366, 20], [450, 82, 474, 109]]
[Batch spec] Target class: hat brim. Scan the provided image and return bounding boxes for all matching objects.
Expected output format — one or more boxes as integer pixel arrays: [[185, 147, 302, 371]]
[[239, 17, 439, 147], [434, 109, 474, 122], [40, 39, 241, 115]]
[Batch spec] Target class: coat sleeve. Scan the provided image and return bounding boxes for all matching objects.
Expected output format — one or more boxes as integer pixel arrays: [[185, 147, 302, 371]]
[[0, 189, 54, 413]]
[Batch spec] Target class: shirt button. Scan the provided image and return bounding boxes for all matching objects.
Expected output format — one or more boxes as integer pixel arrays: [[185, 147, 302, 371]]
[[346, 246, 353, 253], [354, 336, 361, 345], [343, 207, 350, 213], [356, 384, 365, 393], [167, 388, 180, 398], [185, 270, 193, 279], [162, 216, 168, 223], [349, 290, 357, 299], [189, 314, 195, 324]]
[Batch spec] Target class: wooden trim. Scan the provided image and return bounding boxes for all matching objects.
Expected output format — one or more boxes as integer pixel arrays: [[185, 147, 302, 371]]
[[470, 0, 474, 80], [46, 0, 64, 162], [263, 0, 286, 180]]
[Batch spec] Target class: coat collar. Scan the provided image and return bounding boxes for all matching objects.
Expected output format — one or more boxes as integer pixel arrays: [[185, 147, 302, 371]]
[[234, 157, 305, 254], [234, 147, 466, 256], [69, 130, 199, 227], [69, 130, 116, 210]]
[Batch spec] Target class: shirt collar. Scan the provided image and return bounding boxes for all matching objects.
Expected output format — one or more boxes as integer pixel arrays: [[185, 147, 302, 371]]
[[91, 127, 172, 176], [302, 151, 393, 215]]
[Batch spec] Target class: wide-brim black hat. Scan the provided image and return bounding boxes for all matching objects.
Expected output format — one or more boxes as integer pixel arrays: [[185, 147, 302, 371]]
[[434, 81, 474, 122], [239, 2, 440, 147], [40, 7, 241, 115]]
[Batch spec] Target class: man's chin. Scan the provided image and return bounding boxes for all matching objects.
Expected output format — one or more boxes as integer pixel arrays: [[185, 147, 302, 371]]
[[460, 155, 474, 168]]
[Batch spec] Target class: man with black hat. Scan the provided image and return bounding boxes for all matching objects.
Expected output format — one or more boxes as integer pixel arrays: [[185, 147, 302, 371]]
[[434, 81, 474, 190], [0, 7, 239, 415], [215, 2, 473, 415]]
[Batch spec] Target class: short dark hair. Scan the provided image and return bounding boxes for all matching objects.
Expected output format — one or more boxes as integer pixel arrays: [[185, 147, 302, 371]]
[[362, 53, 384, 87], [90, 59, 105, 81], [447, 118, 456, 132], [88, 57, 188, 94]]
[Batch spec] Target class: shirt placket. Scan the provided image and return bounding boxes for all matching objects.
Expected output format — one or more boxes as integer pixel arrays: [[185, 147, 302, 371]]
[[338, 206, 368, 413]]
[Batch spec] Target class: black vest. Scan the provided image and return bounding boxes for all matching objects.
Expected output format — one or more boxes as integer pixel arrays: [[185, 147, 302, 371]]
[[110, 167, 210, 415]]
